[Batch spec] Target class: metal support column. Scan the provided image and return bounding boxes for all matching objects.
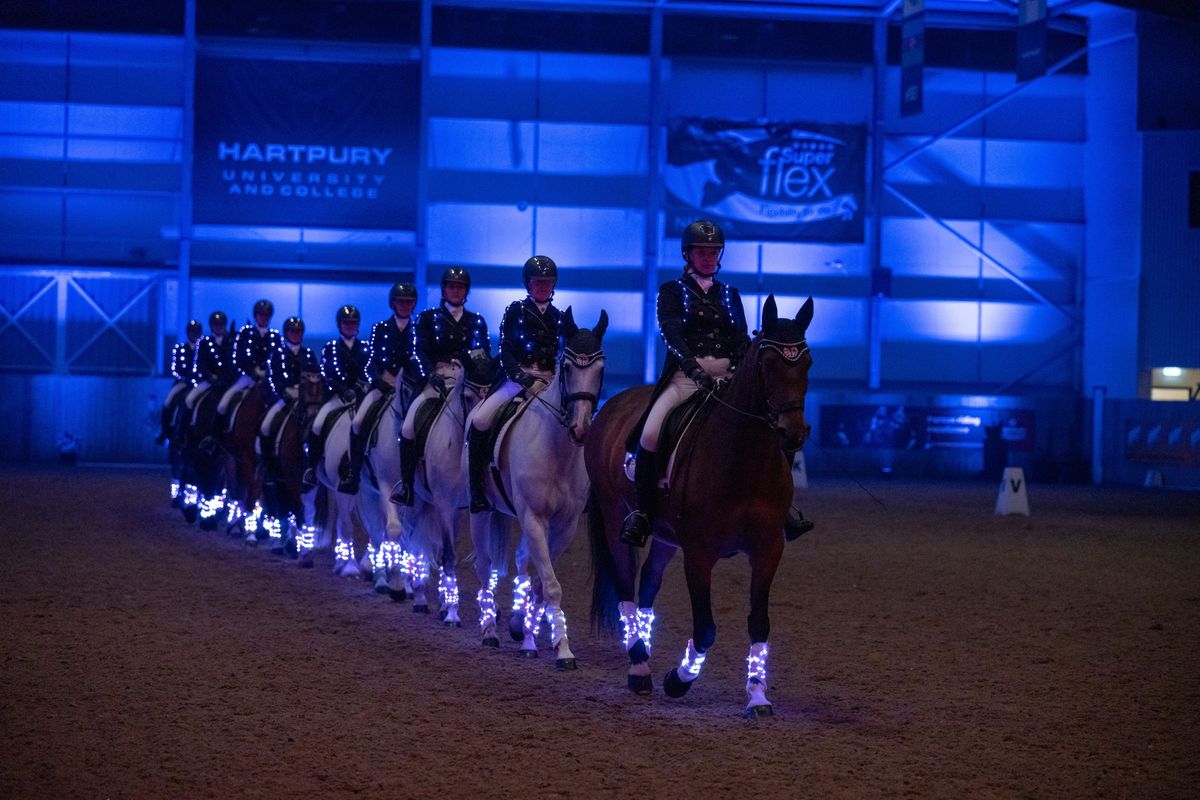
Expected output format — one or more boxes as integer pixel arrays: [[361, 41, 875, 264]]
[[178, 0, 197, 352], [866, 14, 888, 390], [416, 0, 433, 297], [643, 2, 665, 384]]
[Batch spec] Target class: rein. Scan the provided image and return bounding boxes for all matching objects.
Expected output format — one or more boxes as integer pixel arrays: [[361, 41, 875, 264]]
[[528, 346, 605, 428], [703, 337, 810, 431]]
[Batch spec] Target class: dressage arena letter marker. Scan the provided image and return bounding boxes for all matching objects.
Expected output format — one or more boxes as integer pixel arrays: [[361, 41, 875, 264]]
[[995, 466, 1030, 516]]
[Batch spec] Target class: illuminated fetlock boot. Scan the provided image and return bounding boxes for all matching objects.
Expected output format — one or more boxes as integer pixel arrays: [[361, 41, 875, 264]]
[[508, 575, 531, 642], [408, 552, 429, 614], [744, 642, 773, 718], [438, 569, 460, 627], [296, 521, 317, 568], [663, 639, 706, 699], [377, 541, 406, 601], [519, 599, 543, 658], [546, 604, 576, 670], [619, 601, 654, 695], [477, 570, 500, 647], [335, 536, 358, 577]]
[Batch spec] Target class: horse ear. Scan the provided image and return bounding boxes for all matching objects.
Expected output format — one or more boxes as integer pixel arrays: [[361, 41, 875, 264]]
[[562, 306, 578, 339], [762, 294, 779, 337], [594, 309, 609, 341], [795, 296, 814, 333]]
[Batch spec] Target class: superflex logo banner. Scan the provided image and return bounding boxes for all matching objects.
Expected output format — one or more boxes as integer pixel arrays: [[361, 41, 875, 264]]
[[665, 118, 866, 243], [194, 57, 419, 230]]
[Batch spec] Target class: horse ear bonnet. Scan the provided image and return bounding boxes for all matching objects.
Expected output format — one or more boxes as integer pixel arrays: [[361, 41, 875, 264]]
[[761, 294, 779, 338]]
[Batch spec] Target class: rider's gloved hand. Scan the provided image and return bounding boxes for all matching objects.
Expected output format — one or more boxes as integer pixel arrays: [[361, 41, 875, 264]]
[[285, 386, 300, 400], [515, 371, 537, 389], [340, 390, 357, 403], [683, 359, 715, 391], [428, 373, 447, 393]]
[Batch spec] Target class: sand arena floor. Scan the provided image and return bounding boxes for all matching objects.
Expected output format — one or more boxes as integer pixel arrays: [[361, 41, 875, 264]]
[[1, 464, 1198, 799]]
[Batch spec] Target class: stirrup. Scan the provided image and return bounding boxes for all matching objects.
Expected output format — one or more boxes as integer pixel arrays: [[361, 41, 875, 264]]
[[784, 513, 815, 541], [301, 467, 317, 490], [619, 511, 651, 548], [389, 480, 413, 506]]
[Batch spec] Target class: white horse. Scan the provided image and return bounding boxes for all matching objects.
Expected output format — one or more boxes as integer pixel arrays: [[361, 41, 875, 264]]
[[406, 354, 498, 628], [468, 308, 607, 669]]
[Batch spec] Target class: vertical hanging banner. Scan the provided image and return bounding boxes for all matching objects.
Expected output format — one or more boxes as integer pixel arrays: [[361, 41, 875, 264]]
[[193, 57, 420, 230], [1016, 0, 1048, 82], [664, 118, 867, 243], [900, 0, 925, 117]]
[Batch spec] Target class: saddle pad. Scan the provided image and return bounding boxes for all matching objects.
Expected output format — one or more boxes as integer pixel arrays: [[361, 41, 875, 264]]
[[316, 403, 353, 452], [413, 395, 445, 462], [660, 392, 712, 487], [363, 389, 394, 454], [488, 393, 536, 465]]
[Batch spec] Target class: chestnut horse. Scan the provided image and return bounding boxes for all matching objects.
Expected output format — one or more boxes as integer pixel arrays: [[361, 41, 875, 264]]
[[585, 295, 813, 717]]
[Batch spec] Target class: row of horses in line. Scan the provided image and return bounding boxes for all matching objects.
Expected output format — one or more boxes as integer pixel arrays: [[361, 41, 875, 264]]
[[164, 297, 815, 718]]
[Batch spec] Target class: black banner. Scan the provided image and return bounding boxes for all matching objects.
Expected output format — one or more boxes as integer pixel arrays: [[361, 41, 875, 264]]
[[665, 118, 867, 243], [193, 57, 419, 230], [821, 404, 1035, 451]]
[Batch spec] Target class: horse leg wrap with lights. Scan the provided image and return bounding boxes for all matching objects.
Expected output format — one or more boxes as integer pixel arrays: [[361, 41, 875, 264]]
[[170, 479, 180, 501], [509, 575, 531, 642], [438, 569, 460, 626], [520, 596, 543, 656], [546, 604, 576, 669], [662, 639, 707, 699], [408, 552, 428, 612], [744, 642, 771, 714]]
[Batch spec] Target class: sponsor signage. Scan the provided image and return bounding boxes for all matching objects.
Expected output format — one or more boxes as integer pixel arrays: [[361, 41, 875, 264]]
[[821, 404, 1035, 451], [194, 57, 419, 230], [665, 118, 867, 243]]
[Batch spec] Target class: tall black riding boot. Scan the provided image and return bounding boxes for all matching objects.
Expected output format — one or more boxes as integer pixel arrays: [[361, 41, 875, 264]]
[[301, 432, 321, 490], [467, 425, 492, 513], [155, 406, 172, 445], [390, 436, 417, 506], [619, 445, 657, 547], [338, 430, 363, 494]]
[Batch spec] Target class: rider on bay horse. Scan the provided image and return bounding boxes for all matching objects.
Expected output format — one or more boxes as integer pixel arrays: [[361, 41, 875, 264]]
[[338, 281, 420, 495], [466, 255, 564, 514], [205, 299, 281, 449], [156, 318, 203, 444], [301, 305, 369, 489], [391, 266, 491, 506], [186, 310, 235, 418], [259, 315, 320, 471]]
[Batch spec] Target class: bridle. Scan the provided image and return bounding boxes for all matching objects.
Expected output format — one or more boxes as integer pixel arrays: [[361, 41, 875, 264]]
[[529, 344, 606, 429], [705, 336, 810, 433]]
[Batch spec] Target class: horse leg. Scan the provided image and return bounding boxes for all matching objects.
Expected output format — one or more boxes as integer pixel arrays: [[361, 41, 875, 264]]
[[620, 539, 676, 695], [408, 549, 429, 613], [438, 528, 461, 627], [296, 487, 319, 568], [663, 549, 717, 699], [522, 512, 575, 670], [508, 537, 531, 643], [469, 511, 501, 646], [744, 537, 783, 719]]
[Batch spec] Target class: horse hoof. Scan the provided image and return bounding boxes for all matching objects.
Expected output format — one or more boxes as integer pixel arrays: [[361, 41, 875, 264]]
[[298, 559, 314, 569], [199, 517, 217, 531], [482, 637, 500, 648], [662, 668, 693, 699], [518, 648, 539, 659], [444, 620, 462, 629], [387, 588, 407, 603], [556, 658, 577, 671], [438, 609, 448, 621], [182, 506, 198, 524], [745, 703, 774, 720], [412, 604, 429, 614], [627, 674, 653, 695], [372, 583, 389, 595]]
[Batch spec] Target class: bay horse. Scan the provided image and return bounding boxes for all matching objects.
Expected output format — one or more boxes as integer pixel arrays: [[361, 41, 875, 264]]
[[221, 379, 270, 544], [584, 295, 813, 717], [406, 353, 497, 628], [261, 372, 326, 559], [468, 307, 607, 668]]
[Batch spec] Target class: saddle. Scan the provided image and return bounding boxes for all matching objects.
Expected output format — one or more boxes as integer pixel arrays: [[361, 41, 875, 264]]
[[412, 393, 446, 464], [483, 393, 538, 515], [625, 389, 713, 486]]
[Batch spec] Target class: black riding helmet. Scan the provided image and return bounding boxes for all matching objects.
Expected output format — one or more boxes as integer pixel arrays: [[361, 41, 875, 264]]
[[522, 255, 558, 289], [209, 310, 227, 328], [442, 266, 471, 292], [681, 219, 725, 270], [283, 316, 304, 336], [186, 319, 203, 339], [253, 298, 274, 318], [336, 305, 360, 325], [388, 281, 418, 304]]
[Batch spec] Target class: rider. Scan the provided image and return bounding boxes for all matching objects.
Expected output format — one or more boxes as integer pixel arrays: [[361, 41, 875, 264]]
[[465, 255, 564, 514], [209, 299, 281, 445], [391, 266, 491, 506], [338, 281, 419, 494], [302, 305, 369, 489], [156, 319, 202, 444], [186, 310, 235, 417], [619, 220, 751, 547], [259, 316, 320, 467]]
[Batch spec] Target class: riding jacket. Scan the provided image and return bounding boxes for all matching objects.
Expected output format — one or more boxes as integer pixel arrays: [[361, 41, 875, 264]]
[[656, 275, 750, 373], [267, 343, 320, 404], [170, 341, 199, 384], [193, 334, 237, 387], [320, 337, 369, 400], [365, 316, 419, 392], [499, 297, 563, 385], [412, 304, 490, 381], [234, 324, 283, 378]]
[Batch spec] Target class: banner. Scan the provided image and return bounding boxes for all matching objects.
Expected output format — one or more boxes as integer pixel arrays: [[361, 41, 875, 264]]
[[194, 57, 419, 230], [665, 118, 867, 243], [821, 404, 1035, 451]]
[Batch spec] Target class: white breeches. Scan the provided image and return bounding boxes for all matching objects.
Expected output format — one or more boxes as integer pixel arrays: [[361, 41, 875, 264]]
[[352, 388, 385, 435], [163, 381, 189, 410], [640, 356, 731, 451], [471, 367, 552, 432], [218, 374, 255, 414], [185, 381, 211, 410], [401, 361, 461, 438], [312, 396, 347, 437], [259, 399, 287, 437]]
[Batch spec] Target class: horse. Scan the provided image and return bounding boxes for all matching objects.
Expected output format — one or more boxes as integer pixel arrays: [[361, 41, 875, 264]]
[[468, 307, 607, 668], [260, 372, 327, 559], [406, 353, 498, 629], [177, 383, 229, 530], [584, 295, 813, 718], [311, 401, 369, 575], [220, 379, 270, 543]]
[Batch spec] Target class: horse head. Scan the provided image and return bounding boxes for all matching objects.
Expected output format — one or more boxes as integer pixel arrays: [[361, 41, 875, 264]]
[[559, 306, 608, 446], [753, 295, 814, 453]]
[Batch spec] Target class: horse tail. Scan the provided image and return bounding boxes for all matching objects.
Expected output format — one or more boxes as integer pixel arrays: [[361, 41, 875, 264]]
[[588, 486, 621, 636]]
